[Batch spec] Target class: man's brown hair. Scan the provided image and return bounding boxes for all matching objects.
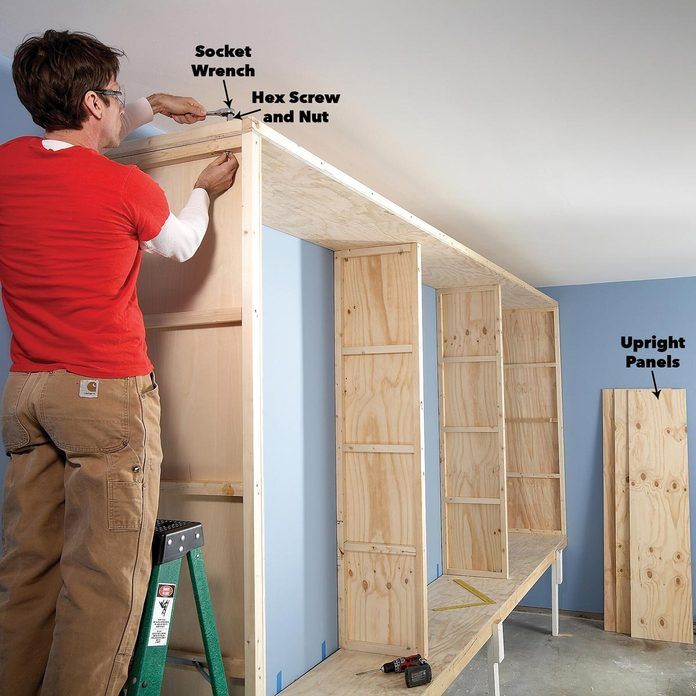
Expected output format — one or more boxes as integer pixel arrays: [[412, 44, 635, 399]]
[[12, 30, 124, 131]]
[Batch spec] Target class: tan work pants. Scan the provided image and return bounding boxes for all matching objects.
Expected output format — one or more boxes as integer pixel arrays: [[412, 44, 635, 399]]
[[0, 370, 162, 696]]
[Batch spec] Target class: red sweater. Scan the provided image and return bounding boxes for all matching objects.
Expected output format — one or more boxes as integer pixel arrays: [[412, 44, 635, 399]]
[[0, 136, 169, 378]]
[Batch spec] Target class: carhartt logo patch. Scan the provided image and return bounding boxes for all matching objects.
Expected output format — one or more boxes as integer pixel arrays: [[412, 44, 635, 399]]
[[79, 379, 99, 398]]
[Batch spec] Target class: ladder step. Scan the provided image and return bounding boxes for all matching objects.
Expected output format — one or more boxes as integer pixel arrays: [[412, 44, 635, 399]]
[[166, 655, 212, 684], [152, 519, 204, 565]]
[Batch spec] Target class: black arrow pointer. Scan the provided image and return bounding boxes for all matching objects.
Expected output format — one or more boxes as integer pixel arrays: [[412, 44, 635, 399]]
[[234, 108, 262, 119], [223, 79, 233, 110], [651, 370, 662, 400]]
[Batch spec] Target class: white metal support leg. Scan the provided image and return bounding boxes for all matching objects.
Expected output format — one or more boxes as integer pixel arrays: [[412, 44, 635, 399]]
[[487, 620, 504, 696], [551, 548, 563, 636]]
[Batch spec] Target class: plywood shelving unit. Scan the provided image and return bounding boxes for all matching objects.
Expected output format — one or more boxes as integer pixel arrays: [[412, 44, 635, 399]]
[[335, 243, 429, 657], [438, 286, 509, 578], [111, 123, 261, 695], [111, 118, 567, 695], [504, 308, 566, 537]]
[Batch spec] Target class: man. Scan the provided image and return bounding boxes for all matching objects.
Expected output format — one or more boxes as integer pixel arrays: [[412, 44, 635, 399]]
[[0, 30, 238, 696]]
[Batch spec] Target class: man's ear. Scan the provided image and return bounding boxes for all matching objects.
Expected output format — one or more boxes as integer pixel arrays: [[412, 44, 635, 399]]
[[83, 90, 105, 121]]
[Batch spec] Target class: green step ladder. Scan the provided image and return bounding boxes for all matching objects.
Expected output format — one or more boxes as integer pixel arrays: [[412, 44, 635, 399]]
[[124, 519, 230, 696]]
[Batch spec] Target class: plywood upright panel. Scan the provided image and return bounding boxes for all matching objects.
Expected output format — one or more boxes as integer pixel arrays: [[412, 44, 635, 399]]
[[241, 127, 265, 693], [110, 122, 261, 692], [602, 389, 617, 632], [628, 389, 692, 644], [437, 286, 508, 578], [503, 309, 565, 535], [113, 130, 245, 485], [336, 243, 427, 656], [613, 388, 631, 635]]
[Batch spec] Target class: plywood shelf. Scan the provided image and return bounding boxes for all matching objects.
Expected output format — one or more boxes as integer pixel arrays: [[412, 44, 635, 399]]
[[256, 121, 555, 310], [160, 480, 244, 497], [144, 308, 242, 331], [504, 362, 557, 368], [280, 533, 566, 695], [505, 417, 559, 423]]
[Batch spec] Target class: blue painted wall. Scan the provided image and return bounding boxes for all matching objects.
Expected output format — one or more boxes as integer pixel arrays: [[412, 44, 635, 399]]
[[423, 286, 443, 583], [261, 227, 338, 694], [521, 276, 696, 616]]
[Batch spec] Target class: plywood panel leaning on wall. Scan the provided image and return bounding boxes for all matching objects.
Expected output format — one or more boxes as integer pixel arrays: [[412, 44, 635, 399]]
[[437, 286, 509, 577], [109, 122, 252, 692], [603, 388, 692, 644], [613, 388, 631, 635], [502, 308, 565, 535], [603, 388, 642, 635], [602, 389, 617, 632], [335, 243, 428, 656], [628, 389, 692, 644]]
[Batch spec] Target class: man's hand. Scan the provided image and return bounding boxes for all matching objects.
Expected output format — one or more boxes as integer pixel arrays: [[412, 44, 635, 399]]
[[195, 152, 239, 198], [147, 93, 206, 124]]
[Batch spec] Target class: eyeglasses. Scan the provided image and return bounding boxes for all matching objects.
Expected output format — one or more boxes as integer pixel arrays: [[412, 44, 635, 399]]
[[92, 88, 126, 109]]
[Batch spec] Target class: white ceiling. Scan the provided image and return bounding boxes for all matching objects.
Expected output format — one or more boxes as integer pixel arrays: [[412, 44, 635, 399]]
[[3, 1, 696, 287]]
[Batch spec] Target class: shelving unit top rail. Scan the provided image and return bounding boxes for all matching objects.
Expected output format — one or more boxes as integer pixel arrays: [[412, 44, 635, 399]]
[[113, 119, 556, 310]]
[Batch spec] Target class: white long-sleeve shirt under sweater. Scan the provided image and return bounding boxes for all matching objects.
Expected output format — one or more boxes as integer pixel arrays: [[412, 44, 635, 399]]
[[42, 97, 209, 262]]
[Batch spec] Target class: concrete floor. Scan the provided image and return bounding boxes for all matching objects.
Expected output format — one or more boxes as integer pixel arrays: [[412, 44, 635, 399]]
[[443, 610, 696, 696]]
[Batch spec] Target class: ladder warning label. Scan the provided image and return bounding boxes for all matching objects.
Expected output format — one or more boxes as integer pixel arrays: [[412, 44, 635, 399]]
[[147, 583, 176, 647]]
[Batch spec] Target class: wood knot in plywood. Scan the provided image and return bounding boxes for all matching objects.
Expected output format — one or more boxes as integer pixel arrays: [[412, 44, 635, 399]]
[[362, 580, 368, 591]]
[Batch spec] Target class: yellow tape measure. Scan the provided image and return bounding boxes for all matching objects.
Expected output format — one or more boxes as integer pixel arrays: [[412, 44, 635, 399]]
[[432, 579, 496, 612]]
